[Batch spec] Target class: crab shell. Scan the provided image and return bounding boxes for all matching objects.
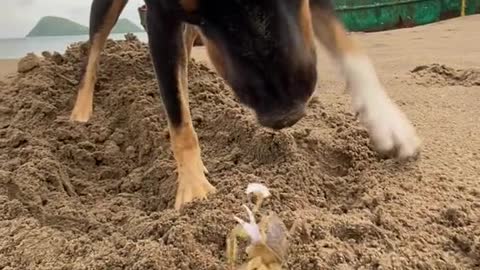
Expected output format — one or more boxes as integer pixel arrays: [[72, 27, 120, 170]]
[[248, 212, 289, 264]]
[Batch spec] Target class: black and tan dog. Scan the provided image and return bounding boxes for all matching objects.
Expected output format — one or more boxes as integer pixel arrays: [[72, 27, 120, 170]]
[[70, 0, 421, 210]]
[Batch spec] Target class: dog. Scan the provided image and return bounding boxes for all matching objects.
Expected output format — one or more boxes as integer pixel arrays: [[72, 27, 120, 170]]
[[70, 0, 421, 210]]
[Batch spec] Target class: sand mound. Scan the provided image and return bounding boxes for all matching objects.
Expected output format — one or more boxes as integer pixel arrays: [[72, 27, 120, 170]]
[[411, 64, 480, 87], [0, 35, 478, 269]]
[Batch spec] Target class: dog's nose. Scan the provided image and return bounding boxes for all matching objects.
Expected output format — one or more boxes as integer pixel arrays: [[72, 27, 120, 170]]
[[257, 106, 306, 130]]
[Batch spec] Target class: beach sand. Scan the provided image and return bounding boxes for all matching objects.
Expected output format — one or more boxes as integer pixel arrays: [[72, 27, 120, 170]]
[[0, 48, 209, 79], [0, 59, 18, 79], [0, 15, 479, 269]]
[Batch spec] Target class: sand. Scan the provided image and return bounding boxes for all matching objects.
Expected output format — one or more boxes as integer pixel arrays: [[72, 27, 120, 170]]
[[0, 59, 18, 79], [0, 15, 479, 270]]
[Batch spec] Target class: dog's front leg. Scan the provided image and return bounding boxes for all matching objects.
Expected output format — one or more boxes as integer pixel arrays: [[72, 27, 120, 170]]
[[309, 0, 421, 159], [146, 3, 215, 210]]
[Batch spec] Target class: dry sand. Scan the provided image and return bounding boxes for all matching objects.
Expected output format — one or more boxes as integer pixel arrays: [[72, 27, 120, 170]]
[[0, 59, 18, 79], [0, 15, 479, 269]]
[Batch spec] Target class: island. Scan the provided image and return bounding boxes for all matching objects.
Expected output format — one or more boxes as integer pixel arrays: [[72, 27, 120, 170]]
[[27, 16, 88, 37], [26, 16, 144, 37], [112, 18, 144, 34]]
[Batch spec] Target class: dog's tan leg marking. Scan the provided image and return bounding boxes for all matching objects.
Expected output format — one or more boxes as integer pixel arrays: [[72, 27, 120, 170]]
[[311, 9, 421, 158], [184, 24, 199, 60], [70, 0, 125, 122], [172, 26, 215, 210]]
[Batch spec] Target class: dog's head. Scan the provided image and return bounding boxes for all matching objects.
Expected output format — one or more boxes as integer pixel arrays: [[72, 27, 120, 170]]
[[182, 0, 320, 129]]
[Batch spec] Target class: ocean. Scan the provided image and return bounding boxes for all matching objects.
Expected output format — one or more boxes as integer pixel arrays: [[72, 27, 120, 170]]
[[0, 32, 149, 59]]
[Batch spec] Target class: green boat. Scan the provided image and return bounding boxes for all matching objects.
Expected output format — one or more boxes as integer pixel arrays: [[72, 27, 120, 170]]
[[138, 0, 480, 33], [336, 0, 480, 32]]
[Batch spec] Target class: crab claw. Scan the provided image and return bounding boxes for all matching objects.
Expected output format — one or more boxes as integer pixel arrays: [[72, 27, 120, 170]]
[[233, 205, 262, 243], [246, 183, 271, 198], [245, 183, 271, 212]]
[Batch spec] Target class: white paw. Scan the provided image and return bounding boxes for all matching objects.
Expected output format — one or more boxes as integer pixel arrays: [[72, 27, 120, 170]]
[[342, 54, 421, 159], [353, 86, 421, 159]]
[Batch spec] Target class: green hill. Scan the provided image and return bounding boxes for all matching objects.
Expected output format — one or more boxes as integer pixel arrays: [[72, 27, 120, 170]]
[[112, 18, 144, 33], [27, 16, 88, 37], [26, 17, 144, 37]]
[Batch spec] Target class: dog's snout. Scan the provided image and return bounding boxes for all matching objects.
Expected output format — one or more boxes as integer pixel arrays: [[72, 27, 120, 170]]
[[258, 106, 306, 130]]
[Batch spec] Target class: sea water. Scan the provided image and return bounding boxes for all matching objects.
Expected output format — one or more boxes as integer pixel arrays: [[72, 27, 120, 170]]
[[0, 32, 148, 59]]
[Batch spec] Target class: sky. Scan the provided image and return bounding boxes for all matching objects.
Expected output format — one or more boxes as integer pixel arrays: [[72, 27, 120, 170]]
[[0, 0, 144, 38]]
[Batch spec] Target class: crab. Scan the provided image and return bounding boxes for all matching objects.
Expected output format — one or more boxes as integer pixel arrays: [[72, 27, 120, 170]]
[[226, 183, 289, 270]]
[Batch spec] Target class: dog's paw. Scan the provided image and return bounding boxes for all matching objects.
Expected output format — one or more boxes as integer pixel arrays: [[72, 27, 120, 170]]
[[70, 105, 92, 122], [70, 88, 93, 122], [354, 88, 421, 159], [341, 54, 421, 159], [175, 167, 216, 210]]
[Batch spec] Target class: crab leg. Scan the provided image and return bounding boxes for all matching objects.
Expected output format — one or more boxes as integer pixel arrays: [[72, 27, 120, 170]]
[[233, 205, 262, 243]]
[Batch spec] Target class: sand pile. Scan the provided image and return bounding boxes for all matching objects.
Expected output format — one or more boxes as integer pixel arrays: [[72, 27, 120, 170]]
[[411, 64, 480, 87], [0, 35, 478, 269]]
